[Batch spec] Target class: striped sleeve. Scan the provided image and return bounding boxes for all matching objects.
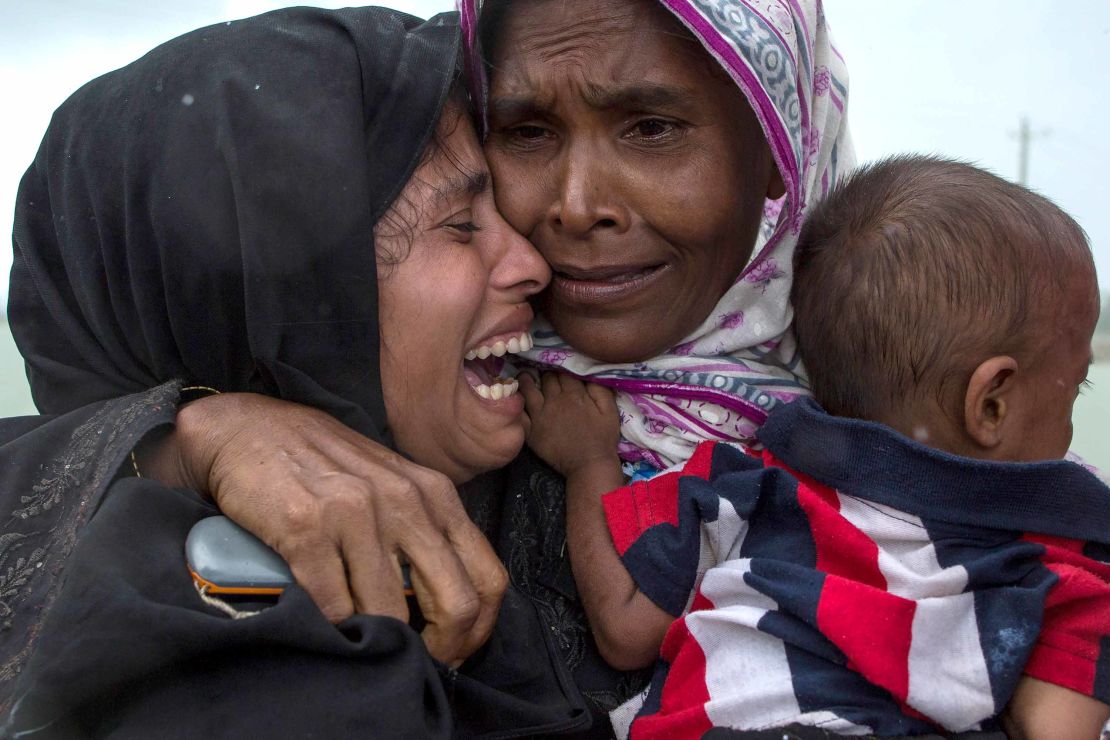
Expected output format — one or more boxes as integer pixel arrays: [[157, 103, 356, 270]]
[[1022, 534, 1110, 703], [602, 442, 767, 617]]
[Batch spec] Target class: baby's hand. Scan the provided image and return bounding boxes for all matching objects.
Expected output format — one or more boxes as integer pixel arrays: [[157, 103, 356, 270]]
[[519, 372, 621, 478]]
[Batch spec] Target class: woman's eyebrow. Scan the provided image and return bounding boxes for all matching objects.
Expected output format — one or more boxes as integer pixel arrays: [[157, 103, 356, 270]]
[[490, 84, 695, 119], [580, 82, 697, 111], [489, 95, 545, 120], [435, 171, 490, 205]]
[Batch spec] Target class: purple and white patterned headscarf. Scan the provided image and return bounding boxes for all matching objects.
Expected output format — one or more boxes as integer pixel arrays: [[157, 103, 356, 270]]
[[461, 0, 854, 471]]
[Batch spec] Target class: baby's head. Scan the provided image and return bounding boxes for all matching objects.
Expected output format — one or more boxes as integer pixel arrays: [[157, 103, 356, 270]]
[[792, 155, 1099, 462]]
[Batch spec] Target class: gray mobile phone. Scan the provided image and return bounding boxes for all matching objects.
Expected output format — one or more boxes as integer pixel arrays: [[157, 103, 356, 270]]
[[186, 516, 293, 595], [185, 516, 414, 597]]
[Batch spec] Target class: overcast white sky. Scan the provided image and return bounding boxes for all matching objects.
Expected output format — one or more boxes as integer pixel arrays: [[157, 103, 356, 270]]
[[2, 1, 1109, 310]]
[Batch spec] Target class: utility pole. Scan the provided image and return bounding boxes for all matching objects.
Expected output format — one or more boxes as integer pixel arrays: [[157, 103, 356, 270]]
[[1016, 116, 1031, 186], [1011, 115, 1050, 186]]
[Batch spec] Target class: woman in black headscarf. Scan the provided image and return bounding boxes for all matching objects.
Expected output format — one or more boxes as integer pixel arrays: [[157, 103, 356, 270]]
[[0, 7, 596, 736]]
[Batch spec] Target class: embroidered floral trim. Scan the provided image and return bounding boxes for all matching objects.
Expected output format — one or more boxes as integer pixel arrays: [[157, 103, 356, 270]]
[[0, 381, 180, 697], [0, 537, 44, 626]]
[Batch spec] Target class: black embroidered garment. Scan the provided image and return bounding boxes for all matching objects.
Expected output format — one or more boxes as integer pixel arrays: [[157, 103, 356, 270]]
[[0, 5, 636, 737], [0, 383, 180, 691], [482, 450, 653, 734]]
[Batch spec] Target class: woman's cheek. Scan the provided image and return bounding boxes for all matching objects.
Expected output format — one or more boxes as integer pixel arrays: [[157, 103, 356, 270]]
[[487, 153, 543, 235]]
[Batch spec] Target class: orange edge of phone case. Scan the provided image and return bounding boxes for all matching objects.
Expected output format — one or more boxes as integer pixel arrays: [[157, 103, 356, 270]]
[[189, 568, 285, 596], [189, 568, 416, 597]]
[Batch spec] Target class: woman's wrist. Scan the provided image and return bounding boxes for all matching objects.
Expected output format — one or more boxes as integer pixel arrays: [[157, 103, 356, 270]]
[[131, 387, 226, 497], [131, 425, 197, 490]]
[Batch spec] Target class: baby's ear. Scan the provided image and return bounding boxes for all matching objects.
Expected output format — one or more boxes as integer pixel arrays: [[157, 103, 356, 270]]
[[963, 355, 1019, 450]]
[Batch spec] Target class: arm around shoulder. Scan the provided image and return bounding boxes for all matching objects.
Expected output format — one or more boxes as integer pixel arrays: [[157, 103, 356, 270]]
[[135, 391, 507, 665]]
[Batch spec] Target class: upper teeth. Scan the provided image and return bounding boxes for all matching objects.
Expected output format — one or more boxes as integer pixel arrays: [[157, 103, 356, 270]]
[[465, 332, 533, 361]]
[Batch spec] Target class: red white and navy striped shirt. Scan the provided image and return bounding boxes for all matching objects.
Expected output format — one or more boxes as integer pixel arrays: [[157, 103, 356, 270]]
[[604, 398, 1110, 737]]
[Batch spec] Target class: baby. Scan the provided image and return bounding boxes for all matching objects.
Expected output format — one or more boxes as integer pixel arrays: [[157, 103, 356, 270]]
[[522, 156, 1110, 738]]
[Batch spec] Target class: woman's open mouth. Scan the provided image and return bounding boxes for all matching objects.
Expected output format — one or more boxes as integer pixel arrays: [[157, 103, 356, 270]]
[[549, 263, 668, 305], [461, 331, 533, 400]]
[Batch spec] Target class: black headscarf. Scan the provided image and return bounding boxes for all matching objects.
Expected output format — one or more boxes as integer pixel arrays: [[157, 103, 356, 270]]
[[8, 5, 459, 441]]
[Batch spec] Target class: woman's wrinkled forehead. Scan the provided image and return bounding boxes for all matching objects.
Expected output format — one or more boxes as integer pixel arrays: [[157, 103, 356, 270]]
[[507, 1, 638, 60], [489, 0, 746, 132], [489, 0, 722, 86]]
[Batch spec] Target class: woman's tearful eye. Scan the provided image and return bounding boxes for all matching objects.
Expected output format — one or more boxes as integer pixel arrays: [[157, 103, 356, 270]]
[[500, 124, 552, 149], [442, 211, 482, 242], [626, 118, 684, 143], [446, 220, 481, 235]]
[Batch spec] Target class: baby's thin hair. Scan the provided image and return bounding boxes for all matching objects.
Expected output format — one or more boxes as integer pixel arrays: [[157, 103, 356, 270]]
[[792, 154, 1094, 422]]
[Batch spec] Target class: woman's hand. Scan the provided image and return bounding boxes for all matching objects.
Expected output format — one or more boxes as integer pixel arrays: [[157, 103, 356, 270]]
[[140, 392, 507, 666]]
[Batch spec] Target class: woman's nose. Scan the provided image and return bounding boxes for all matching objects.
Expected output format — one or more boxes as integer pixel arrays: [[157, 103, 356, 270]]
[[548, 141, 629, 237], [490, 210, 551, 297]]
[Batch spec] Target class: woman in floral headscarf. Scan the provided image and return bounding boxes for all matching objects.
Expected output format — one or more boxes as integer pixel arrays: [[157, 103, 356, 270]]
[[465, 0, 851, 475]]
